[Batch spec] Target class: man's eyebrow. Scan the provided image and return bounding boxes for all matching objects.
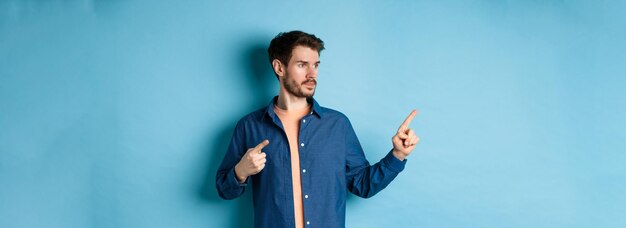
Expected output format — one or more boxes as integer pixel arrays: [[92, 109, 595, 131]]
[[294, 60, 321, 64]]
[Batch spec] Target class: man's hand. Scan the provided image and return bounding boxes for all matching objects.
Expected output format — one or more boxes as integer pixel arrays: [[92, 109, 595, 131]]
[[392, 110, 419, 161], [234, 140, 269, 183]]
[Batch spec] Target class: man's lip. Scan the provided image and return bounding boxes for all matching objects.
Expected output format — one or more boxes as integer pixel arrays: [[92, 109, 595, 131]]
[[304, 81, 316, 86]]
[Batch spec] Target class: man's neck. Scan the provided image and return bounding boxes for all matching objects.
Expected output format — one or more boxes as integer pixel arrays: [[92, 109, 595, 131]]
[[276, 90, 310, 111]]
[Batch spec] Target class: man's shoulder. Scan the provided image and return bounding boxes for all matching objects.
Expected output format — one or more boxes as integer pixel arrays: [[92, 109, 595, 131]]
[[318, 105, 352, 123], [318, 106, 344, 118], [236, 106, 267, 125]]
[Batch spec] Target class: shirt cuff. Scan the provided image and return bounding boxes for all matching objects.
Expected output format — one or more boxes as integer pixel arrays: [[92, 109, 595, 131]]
[[382, 150, 407, 173], [228, 168, 248, 187]]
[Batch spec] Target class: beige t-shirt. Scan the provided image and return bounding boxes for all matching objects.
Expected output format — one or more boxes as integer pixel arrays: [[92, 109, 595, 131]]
[[274, 104, 311, 228]]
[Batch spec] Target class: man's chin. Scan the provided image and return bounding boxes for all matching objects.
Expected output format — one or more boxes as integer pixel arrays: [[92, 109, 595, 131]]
[[300, 92, 314, 98], [304, 89, 315, 98]]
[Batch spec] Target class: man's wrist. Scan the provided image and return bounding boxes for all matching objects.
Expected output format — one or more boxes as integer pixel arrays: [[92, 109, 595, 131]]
[[234, 164, 247, 183], [392, 149, 407, 161]]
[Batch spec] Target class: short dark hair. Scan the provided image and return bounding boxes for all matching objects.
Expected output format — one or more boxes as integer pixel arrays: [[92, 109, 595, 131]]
[[268, 31, 325, 77]]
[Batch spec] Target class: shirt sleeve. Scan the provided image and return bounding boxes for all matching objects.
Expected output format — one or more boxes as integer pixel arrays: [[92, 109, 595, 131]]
[[215, 119, 249, 200], [344, 118, 407, 198]]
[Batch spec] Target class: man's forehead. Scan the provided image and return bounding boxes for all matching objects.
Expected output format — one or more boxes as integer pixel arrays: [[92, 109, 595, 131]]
[[290, 46, 319, 61]]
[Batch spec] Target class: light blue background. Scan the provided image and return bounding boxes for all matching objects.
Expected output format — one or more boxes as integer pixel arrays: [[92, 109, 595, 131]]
[[1, 0, 625, 227]]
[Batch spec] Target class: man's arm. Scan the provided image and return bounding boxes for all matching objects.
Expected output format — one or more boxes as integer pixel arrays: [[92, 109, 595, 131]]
[[215, 120, 270, 200], [215, 121, 248, 200], [345, 110, 419, 198]]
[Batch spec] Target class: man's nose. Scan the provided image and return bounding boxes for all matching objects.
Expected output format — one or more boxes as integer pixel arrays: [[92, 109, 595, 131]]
[[307, 67, 318, 79]]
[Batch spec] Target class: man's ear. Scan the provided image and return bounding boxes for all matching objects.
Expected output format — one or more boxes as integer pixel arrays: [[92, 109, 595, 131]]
[[272, 59, 285, 78]]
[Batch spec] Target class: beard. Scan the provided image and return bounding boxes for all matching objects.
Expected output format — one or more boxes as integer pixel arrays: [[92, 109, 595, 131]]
[[283, 77, 316, 98]]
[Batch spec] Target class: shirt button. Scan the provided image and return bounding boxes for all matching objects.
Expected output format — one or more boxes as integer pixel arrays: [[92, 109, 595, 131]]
[[302, 169, 306, 173], [300, 143, 304, 147], [302, 119, 306, 123], [304, 194, 308, 199], [307, 221, 310, 225]]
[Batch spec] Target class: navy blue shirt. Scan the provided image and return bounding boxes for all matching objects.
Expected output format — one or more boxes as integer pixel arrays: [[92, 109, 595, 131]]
[[216, 97, 407, 228]]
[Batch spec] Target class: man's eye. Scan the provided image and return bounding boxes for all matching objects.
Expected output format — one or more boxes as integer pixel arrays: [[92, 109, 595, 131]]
[[298, 64, 304, 68]]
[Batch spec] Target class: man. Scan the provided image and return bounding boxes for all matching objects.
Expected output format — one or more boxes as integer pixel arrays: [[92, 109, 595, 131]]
[[216, 31, 419, 228]]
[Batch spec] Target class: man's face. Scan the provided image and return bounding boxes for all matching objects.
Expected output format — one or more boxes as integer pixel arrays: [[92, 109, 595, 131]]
[[281, 46, 320, 98]]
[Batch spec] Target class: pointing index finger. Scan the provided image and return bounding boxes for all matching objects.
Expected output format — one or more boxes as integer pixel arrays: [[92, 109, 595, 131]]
[[254, 139, 269, 152], [399, 109, 418, 130]]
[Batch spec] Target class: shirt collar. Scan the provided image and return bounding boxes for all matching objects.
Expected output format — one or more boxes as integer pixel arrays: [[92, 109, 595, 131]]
[[262, 96, 324, 121]]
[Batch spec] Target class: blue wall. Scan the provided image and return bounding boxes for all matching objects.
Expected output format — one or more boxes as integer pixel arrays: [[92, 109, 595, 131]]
[[1, 1, 625, 227]]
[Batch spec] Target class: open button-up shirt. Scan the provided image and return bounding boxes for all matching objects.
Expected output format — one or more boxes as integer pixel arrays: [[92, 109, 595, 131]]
[[216, 97, 407, 228]]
